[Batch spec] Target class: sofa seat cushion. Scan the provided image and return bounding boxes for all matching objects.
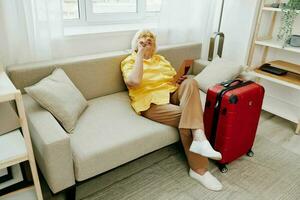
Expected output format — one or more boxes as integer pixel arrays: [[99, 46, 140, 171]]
[[70, 91, 179, 181]]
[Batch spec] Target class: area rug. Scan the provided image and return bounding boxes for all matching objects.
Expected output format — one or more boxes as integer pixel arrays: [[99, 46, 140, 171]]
[[80, 134, 300, 200]]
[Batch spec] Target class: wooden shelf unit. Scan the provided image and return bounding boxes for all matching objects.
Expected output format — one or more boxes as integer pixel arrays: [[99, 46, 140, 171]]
[[269, 60, 300, 74], [0, 71, 43, 200], [253, 69, 300, 88], [247, 0, 300, 134], [251, 60, 300, 90]]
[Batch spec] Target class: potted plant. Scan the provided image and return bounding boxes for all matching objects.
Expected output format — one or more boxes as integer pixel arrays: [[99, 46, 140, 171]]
[[277, 0, 300, 47]]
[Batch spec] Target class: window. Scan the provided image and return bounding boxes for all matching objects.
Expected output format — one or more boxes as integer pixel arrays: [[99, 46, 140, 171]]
[[146, 0, 161, 12], [91, 0, 137, 14], [63, 0, 162, 25], [63, 0, 80, 20]]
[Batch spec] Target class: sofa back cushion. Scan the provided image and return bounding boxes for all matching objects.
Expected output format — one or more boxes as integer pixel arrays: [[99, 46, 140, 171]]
[[7, 42, 201, 100]]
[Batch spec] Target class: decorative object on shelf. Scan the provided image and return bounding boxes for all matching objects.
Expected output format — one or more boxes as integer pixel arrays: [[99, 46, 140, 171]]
[[265, 2, 286, 8], [259, 63, 288, 76], [277, 0, 300, 46], [271, 3, 279, 8], [289, 34, 300, 47]]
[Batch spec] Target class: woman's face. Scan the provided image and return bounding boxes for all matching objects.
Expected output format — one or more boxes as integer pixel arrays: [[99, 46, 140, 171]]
[[138, 33, 156, 55]]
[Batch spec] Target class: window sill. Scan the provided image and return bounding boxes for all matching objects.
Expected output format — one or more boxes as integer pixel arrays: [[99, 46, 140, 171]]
[[64, 22, 158, 37]]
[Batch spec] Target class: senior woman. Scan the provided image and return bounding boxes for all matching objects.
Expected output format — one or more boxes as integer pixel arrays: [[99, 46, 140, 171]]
[[121, 30, 223, 191]]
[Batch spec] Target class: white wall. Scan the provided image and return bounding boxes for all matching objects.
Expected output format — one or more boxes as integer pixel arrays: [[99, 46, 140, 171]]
[[51, 0, 261, 65], [218, 0, 260, 65], [51, 30, 135, 59]]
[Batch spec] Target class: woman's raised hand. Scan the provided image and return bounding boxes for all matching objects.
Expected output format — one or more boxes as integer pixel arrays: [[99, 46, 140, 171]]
[[137, 40, 147, 55]]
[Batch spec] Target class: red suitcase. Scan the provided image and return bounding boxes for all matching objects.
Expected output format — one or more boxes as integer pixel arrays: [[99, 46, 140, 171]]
[[204, 79, 265, 173]]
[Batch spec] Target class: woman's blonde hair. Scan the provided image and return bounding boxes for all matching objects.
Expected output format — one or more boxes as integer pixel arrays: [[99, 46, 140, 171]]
[[131, 29, 157, 53]]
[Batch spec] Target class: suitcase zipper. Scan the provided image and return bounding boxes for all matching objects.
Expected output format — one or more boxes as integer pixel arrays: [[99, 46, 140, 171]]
[[210, 80, 254, 148]]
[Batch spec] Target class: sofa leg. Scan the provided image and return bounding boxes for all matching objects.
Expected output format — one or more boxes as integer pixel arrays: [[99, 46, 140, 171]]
[[65, 185, 76, 200]]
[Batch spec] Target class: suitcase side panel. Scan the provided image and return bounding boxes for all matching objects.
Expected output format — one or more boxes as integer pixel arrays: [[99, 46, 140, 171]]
[[215, 83, 264, 164], [204, 85, 224, 139]]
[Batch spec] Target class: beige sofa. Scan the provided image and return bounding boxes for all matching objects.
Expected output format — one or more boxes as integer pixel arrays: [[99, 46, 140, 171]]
[[6, 42, 208, 197]]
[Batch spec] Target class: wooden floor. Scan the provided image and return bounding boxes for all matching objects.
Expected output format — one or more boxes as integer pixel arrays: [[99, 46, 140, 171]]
[[41, 111, 300, 200]]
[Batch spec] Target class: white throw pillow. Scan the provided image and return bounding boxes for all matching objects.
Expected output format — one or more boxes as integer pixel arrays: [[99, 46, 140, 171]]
[[193, 57, 243, 93], [25, 68, 88, 133]]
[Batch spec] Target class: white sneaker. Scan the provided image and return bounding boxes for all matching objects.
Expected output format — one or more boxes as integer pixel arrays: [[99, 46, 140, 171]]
[[189, 169, 223, 191], [189, 140, 222, 160]]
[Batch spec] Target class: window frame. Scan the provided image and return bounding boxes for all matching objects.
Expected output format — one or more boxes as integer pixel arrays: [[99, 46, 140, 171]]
[[63, 0, 161, 27], [63, 0, 87, 26]]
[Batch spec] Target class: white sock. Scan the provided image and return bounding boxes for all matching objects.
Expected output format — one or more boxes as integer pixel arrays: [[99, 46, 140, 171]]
[[189, 141, 222, 160], [191, 129, 206, 141], [190, 129, 222, 160]]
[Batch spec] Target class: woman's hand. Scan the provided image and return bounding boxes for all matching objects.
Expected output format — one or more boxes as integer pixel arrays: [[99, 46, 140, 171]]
[[176, 75, 188, 85], [137, 40, 147, 55], [126, 40, 146, 88]]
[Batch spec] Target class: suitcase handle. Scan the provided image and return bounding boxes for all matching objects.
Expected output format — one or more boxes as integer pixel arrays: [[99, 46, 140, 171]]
[[221, 79, 243, 87]]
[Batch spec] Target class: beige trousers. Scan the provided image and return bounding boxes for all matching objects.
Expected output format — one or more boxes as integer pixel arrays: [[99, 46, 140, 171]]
[[141, 79, 208, 170]]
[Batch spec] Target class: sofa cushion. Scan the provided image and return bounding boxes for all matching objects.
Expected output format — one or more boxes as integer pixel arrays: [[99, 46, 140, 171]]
[[193, 57, 243, 93], [70, 91, 179, 181], [25, 68, 88, 133]]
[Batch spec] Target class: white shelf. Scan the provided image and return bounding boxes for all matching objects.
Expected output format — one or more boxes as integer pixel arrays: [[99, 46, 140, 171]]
[[255, 39, 300, 54], [263, 7, 281, 12], [263, 95, 300, 124], [0, 130, 28, 169], [0, 71, 43, 199], [262, 7, 300, 13], [0, 186, 37, 200], [248, 70, 300, 90]]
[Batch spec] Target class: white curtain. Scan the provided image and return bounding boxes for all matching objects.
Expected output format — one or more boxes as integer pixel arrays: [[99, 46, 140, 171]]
[[157, 0, 221, 60], [0, 0, 63, 66]]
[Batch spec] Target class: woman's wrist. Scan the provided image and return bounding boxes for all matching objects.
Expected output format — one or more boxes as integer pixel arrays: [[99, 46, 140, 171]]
[[137, 50, 144, 57]]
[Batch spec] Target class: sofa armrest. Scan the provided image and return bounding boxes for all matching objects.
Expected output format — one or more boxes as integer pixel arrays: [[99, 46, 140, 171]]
[[192, 59, 211, 75], [23, 94, 75, 193]]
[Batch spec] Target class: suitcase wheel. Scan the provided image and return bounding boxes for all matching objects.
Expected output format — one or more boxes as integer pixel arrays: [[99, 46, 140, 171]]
[[218, 164, 228, 173], [247, 150, 254, 157]]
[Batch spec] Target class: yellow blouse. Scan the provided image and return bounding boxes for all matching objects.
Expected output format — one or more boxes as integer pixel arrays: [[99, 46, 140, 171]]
[[121, 53, 178, 114]]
